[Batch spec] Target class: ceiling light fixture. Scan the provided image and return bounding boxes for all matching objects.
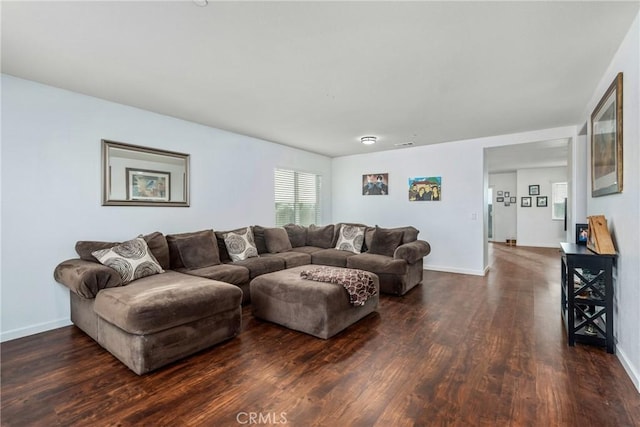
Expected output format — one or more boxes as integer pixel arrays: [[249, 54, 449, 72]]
[[193, 0, 208, 6], [361, 136, 377, 145]]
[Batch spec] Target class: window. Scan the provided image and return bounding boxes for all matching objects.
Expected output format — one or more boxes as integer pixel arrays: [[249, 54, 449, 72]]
[[274, 168, 321, 226], [551, 182, 567, 220]]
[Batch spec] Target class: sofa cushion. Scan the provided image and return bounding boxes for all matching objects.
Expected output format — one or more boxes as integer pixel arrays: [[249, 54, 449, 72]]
[[368, 226, 404, 257], [166, 229, 220, 270], [311, 248, 356, 267], [223, 227, 258, 262], [177, 263, 250, 287], [290, 246, 324, 255], [347, 253, 409, 275], [143, 232, 170, 271], [94, 271, 242, 335], [306, 224, 335, 248], [262, 251, 311, 268], [334, 224, 366, 253], [76, 240, 119, 262], [228, 256, 285, 279], [251, 225, 269, 254], [397, 226, 419, 243], [91, 237, 164, 284], [264, 227, 293, 253], [283, 224, 307, 247]]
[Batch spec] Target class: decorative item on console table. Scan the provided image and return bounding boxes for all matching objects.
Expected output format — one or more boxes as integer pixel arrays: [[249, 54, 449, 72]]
[[587, 215, 616, 255], [575, 223, 589, 246]]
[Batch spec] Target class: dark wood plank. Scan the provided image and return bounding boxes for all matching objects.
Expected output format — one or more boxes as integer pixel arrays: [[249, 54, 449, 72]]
[[2, 244, 640, 426]]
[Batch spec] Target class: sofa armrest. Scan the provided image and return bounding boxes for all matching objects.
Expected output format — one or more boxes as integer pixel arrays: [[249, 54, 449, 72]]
[[394, 240, 431, 264], [53, 259, 122, 299]]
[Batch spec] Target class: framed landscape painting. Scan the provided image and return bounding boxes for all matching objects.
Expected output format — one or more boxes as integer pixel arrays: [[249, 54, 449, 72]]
[[591, 72, 623, 197]]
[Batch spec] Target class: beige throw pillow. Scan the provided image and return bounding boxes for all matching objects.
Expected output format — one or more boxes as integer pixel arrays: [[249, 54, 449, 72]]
[[223, 227, 259, 261], [92, 237, 164, 284], [334, 224, 366, 253]]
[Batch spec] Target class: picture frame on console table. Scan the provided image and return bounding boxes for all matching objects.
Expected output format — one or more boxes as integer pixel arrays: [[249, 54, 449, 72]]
[[575, 223, 588, 246], [591, 72, 623, 197], [126, 168, 171, 202]]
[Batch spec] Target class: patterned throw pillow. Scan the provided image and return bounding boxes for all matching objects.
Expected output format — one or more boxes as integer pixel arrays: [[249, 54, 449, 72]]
[[91, 237, 164, 284], [223, 226, 259, 262], [334, 224, 366, 253]]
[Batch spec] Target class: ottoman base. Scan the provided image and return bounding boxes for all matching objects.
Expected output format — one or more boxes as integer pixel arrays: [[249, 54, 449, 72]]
[[250, 265, 379, 339]]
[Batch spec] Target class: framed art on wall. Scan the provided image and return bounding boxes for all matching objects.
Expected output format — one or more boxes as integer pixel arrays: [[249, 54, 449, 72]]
[[521, 197, 531, 207], [536, 196, 548, 207], [591, 72, 623, 197], [529, 185, 540, 195], [362, 173, 389, 195], [408, 176, 441, 201]]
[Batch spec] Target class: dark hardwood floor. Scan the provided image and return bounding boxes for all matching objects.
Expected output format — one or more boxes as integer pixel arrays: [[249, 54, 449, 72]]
[[3, 244, 640, 426]]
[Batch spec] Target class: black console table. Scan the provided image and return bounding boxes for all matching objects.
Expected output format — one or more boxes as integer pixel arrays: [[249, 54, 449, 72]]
[[560, 242, 616, 353]]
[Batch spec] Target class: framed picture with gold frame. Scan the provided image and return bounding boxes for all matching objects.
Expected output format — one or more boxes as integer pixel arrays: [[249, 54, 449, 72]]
[[591, 73, 623, 197]]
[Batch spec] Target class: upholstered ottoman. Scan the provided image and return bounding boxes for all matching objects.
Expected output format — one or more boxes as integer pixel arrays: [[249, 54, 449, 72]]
[[250, 265, 379, 339]]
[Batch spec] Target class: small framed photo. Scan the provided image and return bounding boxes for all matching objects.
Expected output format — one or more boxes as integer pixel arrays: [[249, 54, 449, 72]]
[[496, 197, 504, 202], [521, 197, 532, 207], [575, 223, 589, 245], [510, 197, 516, 203], [126, 168, 170, 202], [497, 191, 503, 196], [529, 185, 540, 195], [536, 196, 548, 207], [504, 201, 511, 207], [504, 191, 510, 197]]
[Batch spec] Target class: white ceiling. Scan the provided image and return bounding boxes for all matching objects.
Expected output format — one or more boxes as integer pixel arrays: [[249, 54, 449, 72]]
[[2, 1, 638, 158]]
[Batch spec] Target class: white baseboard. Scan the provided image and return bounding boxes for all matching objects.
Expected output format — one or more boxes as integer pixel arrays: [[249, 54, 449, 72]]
[[0, 318, 71, 343], [423, 265, 487, 276], [616, 345, 640, 393]]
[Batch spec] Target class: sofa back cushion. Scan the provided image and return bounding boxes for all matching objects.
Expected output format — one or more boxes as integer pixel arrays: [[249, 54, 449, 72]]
[[166, 230, 220, 270], [368, 226, 405, 257], [251, 225, 269, 254], [264, 227, 293, 253], [75, 231, 170, 270], [306, 224, 335, 248], [283, 224, 307, 247]]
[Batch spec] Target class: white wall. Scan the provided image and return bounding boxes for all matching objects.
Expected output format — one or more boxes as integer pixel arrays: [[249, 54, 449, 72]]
[[331, 125, 577, 276], [0, 75, 333, 341], [516, 167, 568, 247], [489, 173, 517, 243], [581, 13, 640, 390]]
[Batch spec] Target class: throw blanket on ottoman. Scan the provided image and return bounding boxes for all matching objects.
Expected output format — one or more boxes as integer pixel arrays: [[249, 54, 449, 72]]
[[300, 267, 377, 306]]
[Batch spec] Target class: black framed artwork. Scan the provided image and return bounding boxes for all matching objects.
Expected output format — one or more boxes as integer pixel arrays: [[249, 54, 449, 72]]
[[521, 197, 531, 207], [536, 196, 548, 207], [529, 185, 540, 195]]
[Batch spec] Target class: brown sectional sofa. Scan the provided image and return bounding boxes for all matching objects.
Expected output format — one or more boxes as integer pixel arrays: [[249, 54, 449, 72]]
[[54, 223, 430, 374]]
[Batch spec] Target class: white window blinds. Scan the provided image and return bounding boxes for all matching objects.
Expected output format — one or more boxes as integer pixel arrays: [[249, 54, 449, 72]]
[[274, 168, 321, 227], [552, 182, 568, 220]]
